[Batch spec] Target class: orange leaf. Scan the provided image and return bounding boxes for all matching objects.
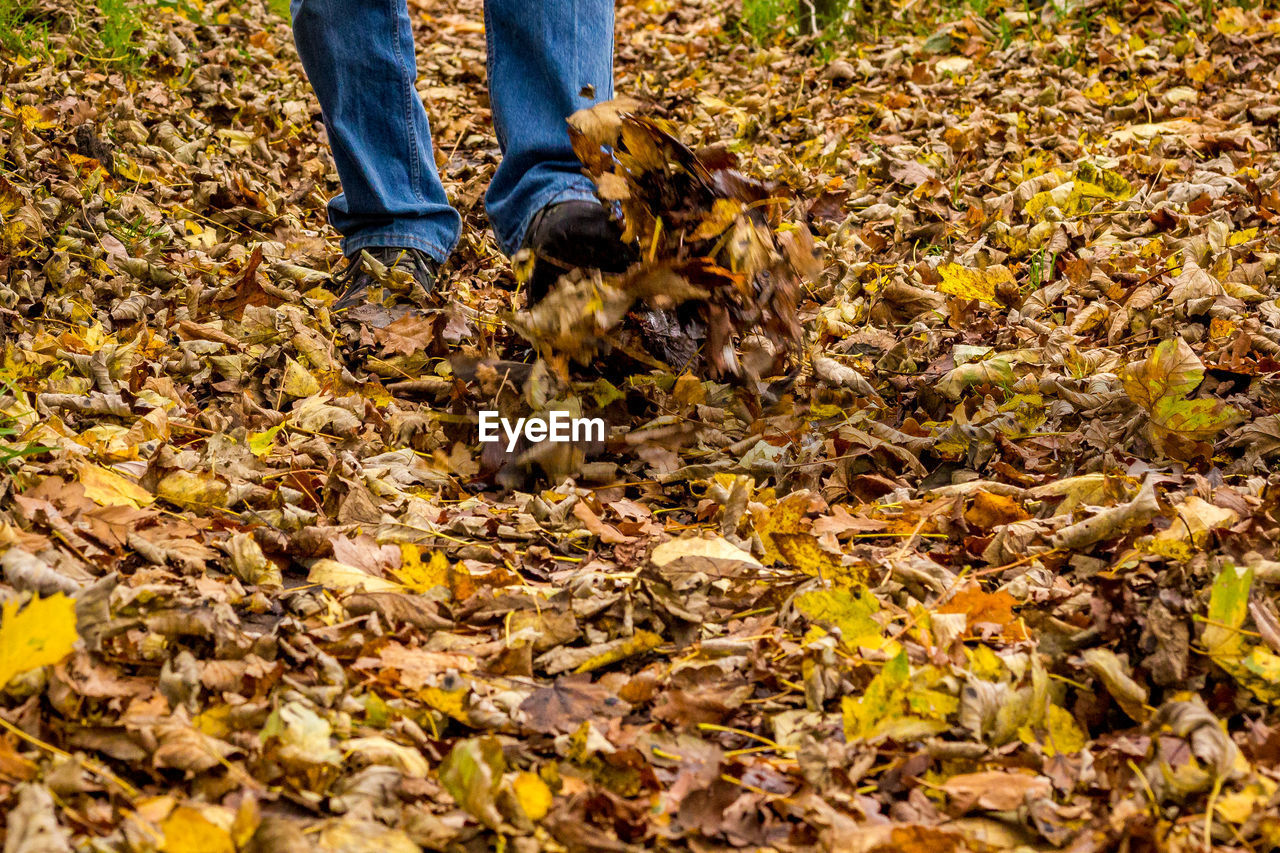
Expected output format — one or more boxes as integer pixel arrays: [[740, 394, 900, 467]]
[[936, 584, 1028, 642]]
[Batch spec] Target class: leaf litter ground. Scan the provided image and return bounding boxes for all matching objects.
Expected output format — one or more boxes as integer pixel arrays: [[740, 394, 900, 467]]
[[3, 0, 1280, 850]]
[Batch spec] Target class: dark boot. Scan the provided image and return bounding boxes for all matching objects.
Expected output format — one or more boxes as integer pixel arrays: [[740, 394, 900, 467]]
[[521, 200, 637, 304]]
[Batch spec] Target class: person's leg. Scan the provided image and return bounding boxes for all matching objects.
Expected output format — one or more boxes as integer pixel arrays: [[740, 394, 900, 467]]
[[291, 0, 460, 263], [482, 0, 616, 255]]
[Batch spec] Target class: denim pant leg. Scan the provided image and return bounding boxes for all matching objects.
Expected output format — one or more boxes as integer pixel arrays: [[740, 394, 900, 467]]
[[291, 0, 461, 262], [483, 0, 616, 255]]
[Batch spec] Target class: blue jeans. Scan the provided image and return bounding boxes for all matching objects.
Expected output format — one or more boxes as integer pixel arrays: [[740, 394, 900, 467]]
[[290, 0, 614, 262]]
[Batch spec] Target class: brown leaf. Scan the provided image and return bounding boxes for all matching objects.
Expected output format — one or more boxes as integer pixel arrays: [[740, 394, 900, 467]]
[[374, 313, 437, 356]]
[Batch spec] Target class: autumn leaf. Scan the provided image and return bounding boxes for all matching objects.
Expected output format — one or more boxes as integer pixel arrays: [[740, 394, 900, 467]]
[[935, 262, 1014, 306], [964, 490, 1029, 530], [794, 586, 889, 651], [209, 245, 271, 321], [307, 559, 400, 593], [511, 771, 552, 822], [1074, 161, 1132, 201], [1123, 338, 1245, 447], [936, 585, 1029, 643], [1149, 396, 1245, 442], [0, 594, 79, 688], [1205, 563, 1252, 659], [774, 531, 852, 582], [1122, 338, 1204, 411], [77, 460, 154, 509], [162, 806, 235, 853], [5, 0, 1280, 846], [374, 314, 437, 357], [941, 770, 1052, 813], [438, 737, 506, 830], [754, 490, 812, 565], [281, 356, 321, 397], [571, 629, 663, 674], [391, 544, 450, 593], [842, 651, 948, 742], [1020, 704, 1088, 757]]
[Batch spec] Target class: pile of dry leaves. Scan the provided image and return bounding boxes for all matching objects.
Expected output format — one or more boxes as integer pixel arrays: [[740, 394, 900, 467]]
[[4, 0, 1280, 850]]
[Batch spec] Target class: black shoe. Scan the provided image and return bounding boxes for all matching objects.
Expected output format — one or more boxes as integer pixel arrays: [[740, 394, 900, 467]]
[[521, 200, 637, 305], [331, 246, 440, 311]]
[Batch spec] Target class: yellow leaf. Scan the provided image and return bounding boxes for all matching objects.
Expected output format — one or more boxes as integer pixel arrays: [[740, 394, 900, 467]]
[[216, 128, 255, 152], [282, 357, 321, 398], [775, 532, 863, 586], [161, 806, 235, 853], [193, 704, 233, 739], [841, 651, 947, 743], [17, 105, 55, 130], [843, 651, 909, 741], [1152, 496, 1237, 549], [795, 586, 890, 652], [247, 424, 281, 457], [307, 559, 400, 593], [1074, 162, 1132, 201], [392, 544, 450, 594], [936, 263, 1013, 306], [1215, 780, 1276, 824], [754, 491, 810, 565], [115, 156, 145, 184], [1083, 80, 1110, 104], [1216, 6, 1247, 35], [1210, 317, 1238, 341], [1186, 59, 1213, 84], [422, 682, 472, 724], [1122, 338, 1203, 412], [0, 176, 23, 219], [77, 461, 155, 509], [394, 544, 476, 600], [964, 644, 1007, 681], [512, 770, 553, 821], [231, 797, 260, 849], [1224, 647, 1280, 705], [1205, 564, 1253, 659], [0, 594, 79, 688], [1020, 703, 1087, 756], [156, 470, 229, 509], [1228, 228, 1258, 247], [572, 630, 663, 674]]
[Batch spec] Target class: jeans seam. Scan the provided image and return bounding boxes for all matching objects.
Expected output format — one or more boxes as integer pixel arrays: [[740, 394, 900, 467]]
[[483, 5, 506, 154], [607, 3, 616, 99], [392, 0, 424, 205]]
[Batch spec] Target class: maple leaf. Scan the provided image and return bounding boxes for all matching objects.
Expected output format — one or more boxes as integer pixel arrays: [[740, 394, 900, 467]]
[[1123, 338, 1245, 451], [936, 584, 1029, 642], [373, 313, 437, 356]]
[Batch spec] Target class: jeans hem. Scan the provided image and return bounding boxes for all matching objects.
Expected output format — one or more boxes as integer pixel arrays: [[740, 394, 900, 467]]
[[342, 232, 455, 264], [495, 182, 600, 256]]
